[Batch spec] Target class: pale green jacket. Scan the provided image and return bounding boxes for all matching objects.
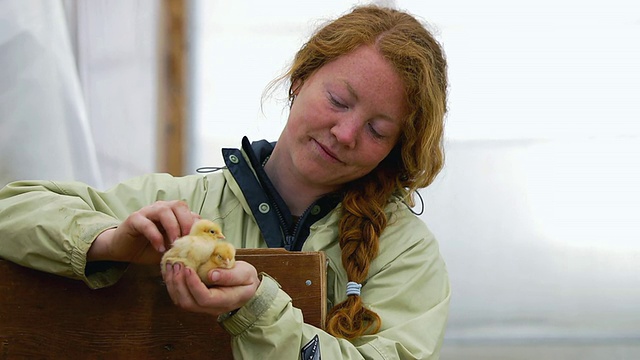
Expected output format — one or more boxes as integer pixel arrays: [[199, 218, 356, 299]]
[[0, 138, 450, 359]]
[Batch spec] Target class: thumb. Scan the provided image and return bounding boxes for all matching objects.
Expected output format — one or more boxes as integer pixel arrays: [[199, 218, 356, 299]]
[[208, 261, 258, 286], [209, 270, 222, 283]]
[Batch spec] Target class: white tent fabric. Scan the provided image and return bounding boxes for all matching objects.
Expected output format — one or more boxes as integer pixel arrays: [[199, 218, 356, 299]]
[[191, 2, 640, 357], [0, 0, 102, 188]]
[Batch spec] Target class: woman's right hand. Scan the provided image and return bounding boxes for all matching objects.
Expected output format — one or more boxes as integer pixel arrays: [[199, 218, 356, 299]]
[[87, 200, 201, 264], [163, 260, 261, 317]]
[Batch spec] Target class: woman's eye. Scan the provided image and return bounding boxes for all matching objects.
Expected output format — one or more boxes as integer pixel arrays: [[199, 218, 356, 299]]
[[329, 94, 348, 109], [368, 123, 384, 139]]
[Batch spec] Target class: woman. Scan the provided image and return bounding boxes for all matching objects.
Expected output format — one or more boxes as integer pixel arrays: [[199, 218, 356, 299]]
[[0, 5, 450, 359]]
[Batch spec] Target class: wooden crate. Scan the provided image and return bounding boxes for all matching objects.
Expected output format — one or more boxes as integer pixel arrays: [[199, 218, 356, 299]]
[[0, 248, 326, 359]]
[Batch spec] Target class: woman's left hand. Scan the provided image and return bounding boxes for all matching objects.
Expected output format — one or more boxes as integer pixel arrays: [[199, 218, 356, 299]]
[[163, 260, 260, 317]]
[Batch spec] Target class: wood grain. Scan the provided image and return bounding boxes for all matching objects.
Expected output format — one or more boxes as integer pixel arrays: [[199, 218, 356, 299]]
[[0, 249, 326, 359]]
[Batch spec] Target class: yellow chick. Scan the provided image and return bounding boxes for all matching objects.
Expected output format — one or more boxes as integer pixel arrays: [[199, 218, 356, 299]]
[[196, 241, 236, 281], [160, 219, 236, 282]]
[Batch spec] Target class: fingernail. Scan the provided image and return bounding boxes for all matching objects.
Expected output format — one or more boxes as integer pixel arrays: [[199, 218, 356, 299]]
[[210, 271, 220, 282], [158, 246, 166, 253]]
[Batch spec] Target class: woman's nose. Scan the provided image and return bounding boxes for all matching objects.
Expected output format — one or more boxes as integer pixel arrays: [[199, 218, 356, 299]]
[[330, 116, 359, 149]]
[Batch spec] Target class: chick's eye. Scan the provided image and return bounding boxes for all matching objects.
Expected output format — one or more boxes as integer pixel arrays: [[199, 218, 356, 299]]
[[209, 230, 216, 234]]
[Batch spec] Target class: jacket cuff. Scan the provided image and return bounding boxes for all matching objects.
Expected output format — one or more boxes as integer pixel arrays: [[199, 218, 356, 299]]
[[72, 223, 127, 289], [218, 272, 281, 336]]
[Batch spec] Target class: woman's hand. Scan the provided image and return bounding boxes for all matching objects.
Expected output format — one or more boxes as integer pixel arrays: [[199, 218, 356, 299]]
[[88, 200, 200, 263], [163, 261, 261, 317]]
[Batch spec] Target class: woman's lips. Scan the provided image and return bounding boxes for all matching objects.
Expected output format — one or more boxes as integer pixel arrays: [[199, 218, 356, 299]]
[[314, 139, 344, 164]]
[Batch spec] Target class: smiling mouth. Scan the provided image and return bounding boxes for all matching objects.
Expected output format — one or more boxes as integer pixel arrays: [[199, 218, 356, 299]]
[[314, 139, 344, 164]]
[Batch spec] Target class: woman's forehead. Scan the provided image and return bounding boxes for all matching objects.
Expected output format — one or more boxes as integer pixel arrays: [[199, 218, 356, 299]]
[[315, 46, 408, 114]]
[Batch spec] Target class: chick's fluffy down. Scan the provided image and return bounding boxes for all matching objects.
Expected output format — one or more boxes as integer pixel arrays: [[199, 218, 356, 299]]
[[160, 219, 236, 281]]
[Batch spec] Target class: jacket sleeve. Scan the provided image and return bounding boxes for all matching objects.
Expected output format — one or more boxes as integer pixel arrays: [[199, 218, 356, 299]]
[[219, 231, 451, 359], [0, 174, 209, 289]]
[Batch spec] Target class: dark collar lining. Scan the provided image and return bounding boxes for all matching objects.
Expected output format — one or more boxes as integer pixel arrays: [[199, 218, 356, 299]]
[[225, 137, 342, 250], [241, 137, 295, 231]]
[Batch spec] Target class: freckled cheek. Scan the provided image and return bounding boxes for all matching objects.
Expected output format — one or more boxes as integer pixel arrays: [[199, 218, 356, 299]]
[[353, 149, 389, 172], [288, 103, 322, 132], [285, 111, 308, 137]]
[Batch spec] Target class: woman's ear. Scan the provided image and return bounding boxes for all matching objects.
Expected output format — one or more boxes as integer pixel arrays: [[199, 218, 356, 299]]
[[289, 80, 302, 108], [291, 79, 303, 97]]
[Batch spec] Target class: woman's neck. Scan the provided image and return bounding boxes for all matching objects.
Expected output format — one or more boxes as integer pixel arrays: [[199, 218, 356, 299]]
[[263, 151, 335, 217]]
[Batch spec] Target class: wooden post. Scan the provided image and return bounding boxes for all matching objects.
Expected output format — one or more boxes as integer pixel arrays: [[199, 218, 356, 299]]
[[157, 0, 187, 176]]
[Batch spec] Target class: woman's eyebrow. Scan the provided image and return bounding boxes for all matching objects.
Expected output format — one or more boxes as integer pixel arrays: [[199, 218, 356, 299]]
[[341, 79, 359, 101], [338, 78, 399, 123]]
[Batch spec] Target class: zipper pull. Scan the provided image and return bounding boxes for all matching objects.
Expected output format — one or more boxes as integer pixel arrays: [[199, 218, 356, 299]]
[[284, 235, 295, 251]]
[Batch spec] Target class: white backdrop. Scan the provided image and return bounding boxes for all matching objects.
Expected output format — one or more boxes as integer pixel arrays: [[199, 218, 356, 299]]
[[0, 0, 102, 188], [189, 0, 640, 356], [0, 0, 159, 190]]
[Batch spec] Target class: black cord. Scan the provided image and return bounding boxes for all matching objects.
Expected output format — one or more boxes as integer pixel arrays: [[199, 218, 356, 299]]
[[407, 190, 424, 216], [197, 165, 425, 215], [195, 166, 226, 173]]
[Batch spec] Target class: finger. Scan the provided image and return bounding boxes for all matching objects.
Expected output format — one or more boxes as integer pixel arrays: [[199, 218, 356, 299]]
[[184, 270, 238, 313], [202, 264, 259, 310], [163, 262, 180, 305], [127, 212, 165, 252], [208, 261, 257, 286], [185, 267, 219, 304], [172, 265, 227, 314], [167, 263, 197, 307], [154, 205, 183, 243], [172, 203, 199, 239]]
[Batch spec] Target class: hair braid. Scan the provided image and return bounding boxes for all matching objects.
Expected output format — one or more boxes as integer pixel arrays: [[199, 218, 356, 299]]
[[326, 168, 396, 339]]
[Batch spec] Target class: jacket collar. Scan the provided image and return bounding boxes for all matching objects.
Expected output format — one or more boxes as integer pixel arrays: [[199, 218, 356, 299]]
[[223, 137, 341, 250]]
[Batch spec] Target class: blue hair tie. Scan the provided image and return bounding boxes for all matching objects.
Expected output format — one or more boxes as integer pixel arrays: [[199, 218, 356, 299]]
[[346, 281, 362, 296]]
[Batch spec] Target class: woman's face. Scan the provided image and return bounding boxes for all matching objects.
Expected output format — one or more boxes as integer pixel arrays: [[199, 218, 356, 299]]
[[278, 45, 408, 191]]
